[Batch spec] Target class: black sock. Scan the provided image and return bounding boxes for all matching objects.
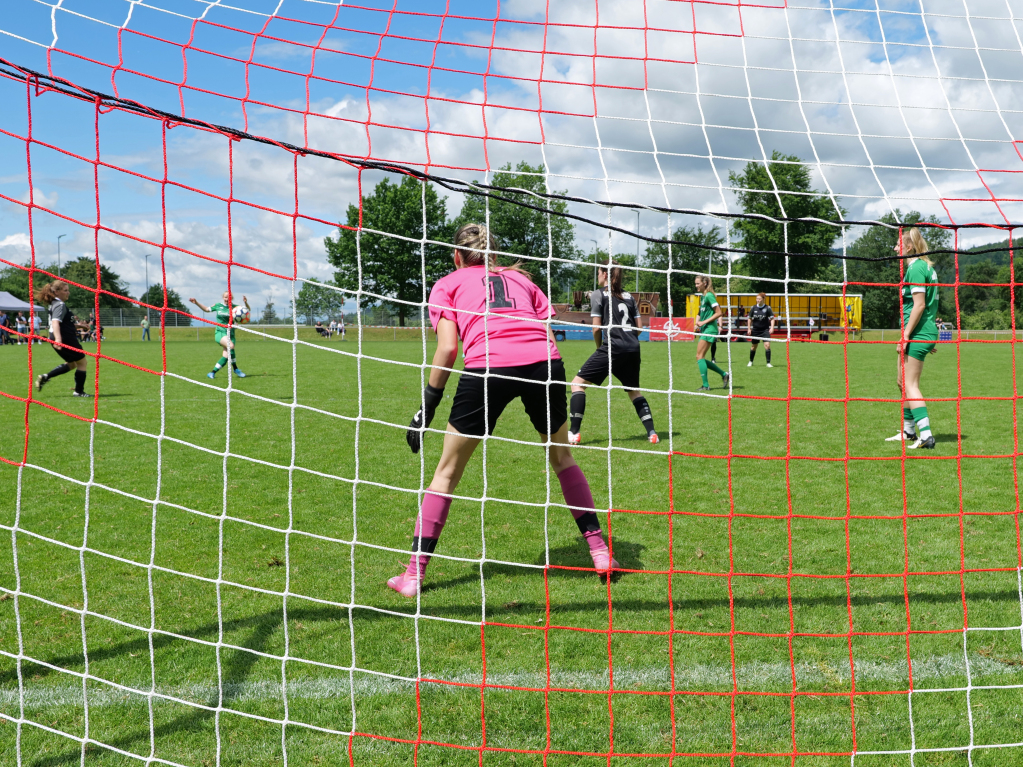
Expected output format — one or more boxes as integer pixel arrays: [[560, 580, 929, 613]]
[[570, 391, 586, 434], [766, 348, 772, 364], [74, 370, 86, 394], [711, 341, 717, 361], [573, 511, 601, 536], [230, 348, 238, 368], [46, 363, 72, 379], [749, 346, 757, 362], [632, 396, 655, 435]]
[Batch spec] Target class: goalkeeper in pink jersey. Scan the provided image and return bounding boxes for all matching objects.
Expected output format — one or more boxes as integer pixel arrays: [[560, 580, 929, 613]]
[[392, 223, 620, 598]]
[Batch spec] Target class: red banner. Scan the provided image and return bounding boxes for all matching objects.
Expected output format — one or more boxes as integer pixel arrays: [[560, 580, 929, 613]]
[[647, 317, 694, 341]]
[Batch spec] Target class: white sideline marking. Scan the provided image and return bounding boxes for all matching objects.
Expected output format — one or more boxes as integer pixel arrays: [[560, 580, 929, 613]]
[[3, 654, 1021, 709]]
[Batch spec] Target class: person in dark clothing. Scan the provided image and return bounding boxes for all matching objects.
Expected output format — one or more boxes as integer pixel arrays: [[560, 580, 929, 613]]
[[746, 292, 776, 367], [568, 262, 657, 444], [34, 281, 90, 397]]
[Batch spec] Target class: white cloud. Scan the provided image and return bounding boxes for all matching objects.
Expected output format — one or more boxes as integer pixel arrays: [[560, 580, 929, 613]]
[[18, 188, 59, 207], [0, 233, 31, 250]]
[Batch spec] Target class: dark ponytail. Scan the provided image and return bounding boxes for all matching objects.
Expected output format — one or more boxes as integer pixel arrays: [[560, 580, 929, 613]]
[[602, 260, 624, 299]]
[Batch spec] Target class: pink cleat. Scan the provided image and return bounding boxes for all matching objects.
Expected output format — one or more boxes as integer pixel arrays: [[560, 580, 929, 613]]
[[589, 546, 620, 575], [387, 572, 421, 598], [648, 432, 659, 444], [567, 430, 581, 445]]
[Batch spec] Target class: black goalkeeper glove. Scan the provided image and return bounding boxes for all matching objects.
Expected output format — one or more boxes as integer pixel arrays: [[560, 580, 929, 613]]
[[406, 384, 445, 453]]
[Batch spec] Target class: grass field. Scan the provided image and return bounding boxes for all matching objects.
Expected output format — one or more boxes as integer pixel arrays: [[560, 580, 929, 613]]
[[1, 331, 1022, 766]]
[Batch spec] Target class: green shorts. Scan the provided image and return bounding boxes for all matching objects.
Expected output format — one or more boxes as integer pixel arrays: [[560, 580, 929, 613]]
[[904, 341, 935, 361], [697, 325, 718, 344], [214, 329, 236, 345]]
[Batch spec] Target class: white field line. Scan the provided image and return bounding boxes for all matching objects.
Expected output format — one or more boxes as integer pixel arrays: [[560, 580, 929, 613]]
[[2, 653, 1021, 709]]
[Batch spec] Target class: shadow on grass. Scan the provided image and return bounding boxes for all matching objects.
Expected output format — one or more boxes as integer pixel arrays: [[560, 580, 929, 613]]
[[935, 433, 967, 443], [6, 567, 1020, 765]]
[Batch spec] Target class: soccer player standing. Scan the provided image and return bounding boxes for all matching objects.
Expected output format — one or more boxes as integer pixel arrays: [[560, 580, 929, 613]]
[[694, 275, 730, 391], [33, 281, 90, 397], [887, 227, 938, 449], [746, 292, 775, 367], [393, 223, 619, 597], [189, 291, 249, 379], [567, 261, 657, 444]]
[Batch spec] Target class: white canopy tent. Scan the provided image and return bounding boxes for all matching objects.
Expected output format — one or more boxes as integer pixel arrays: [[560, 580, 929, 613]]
[[0, 291, 44, 314]]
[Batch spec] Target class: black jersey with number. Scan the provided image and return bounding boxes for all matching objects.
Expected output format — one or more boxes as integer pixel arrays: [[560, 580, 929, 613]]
[[590, 288, 640, 354], [748, 303, 774, 332], [48, 299, 78, 341]]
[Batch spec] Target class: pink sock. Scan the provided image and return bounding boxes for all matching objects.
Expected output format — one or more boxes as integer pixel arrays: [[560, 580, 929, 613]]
[[557, 465, 606, 553], [405, 492, 452, 578]]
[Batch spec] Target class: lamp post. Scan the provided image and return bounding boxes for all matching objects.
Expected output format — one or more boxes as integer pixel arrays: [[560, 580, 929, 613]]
[[589, 238, 599, 290], [144, 254, 150, 325], [57, 234, 66, 277], [634, 210, 640, 292]]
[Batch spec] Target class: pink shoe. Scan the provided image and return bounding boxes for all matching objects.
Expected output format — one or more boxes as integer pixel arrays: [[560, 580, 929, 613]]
[[567, 430, 581, 445], [387, 572, 421, 598], [648, 432, 659, 444], [589, 546, 620, 575]]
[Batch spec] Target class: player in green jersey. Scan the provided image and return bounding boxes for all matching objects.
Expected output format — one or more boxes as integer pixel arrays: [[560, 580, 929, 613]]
[[190, 291, 250, 379], [887, 227, 938, 449], [694, 275, 730, 391]]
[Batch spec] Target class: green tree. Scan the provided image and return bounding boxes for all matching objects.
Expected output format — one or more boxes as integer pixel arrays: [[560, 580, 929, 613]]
[[58, 257, 134, 309], [642, 225, 728, 314], [454, 162, 578, 296], [729, 151, 845, 288], [0, 258, 133, 309], [295, 278, 326, 325], [139, 283, 187, 313], [325, 176, 451, 327], [261, 298, 278, 324], [845, 211, 951, 329]]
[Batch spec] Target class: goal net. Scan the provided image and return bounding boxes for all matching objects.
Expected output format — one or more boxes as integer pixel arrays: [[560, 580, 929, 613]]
[[1, 2, 1021, 765]]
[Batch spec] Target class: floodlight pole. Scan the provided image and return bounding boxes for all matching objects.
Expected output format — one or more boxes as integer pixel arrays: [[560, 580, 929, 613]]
[[589, 239, 599, 291], [57, 234, 66, 277], [634, 210, 640, 292], [144, 254, 150, 324]]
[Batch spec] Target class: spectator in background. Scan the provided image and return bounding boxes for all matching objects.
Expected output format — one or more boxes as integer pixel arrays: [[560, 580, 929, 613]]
[[328, 319, 337, 338], [16, 313, 27, 344], [0, 311, 8, 345], [140, 315, 151, 341], [315, 320, 329, 338], [338, 313, 346, 341], [31, 311, 41, 343]]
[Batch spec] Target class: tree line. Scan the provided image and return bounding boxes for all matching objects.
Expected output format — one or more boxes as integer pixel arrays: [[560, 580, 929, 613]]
[[0, 257, 188, 318], [325, 154, 1022, 330], [3, 156, 1015, 330]]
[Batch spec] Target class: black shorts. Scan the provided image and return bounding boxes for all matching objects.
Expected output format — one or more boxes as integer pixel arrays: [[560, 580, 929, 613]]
[[576, 348, 641, 390], [50, 334, 85, 363], [448, 359, 567, 437], [750, 328, 771, 341]]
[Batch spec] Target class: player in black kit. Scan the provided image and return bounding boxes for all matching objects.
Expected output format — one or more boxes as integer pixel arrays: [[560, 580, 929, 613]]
[[568, 262, 658, 444], [746, 292, 775, 367], [34, 280, 90, 397]]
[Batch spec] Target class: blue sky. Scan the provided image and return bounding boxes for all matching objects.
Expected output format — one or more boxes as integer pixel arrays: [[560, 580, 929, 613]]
[[1, 0, 1022, 306]]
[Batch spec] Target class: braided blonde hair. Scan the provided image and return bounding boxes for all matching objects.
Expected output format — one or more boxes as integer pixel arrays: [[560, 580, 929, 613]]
[[453, 223, 531, 279]]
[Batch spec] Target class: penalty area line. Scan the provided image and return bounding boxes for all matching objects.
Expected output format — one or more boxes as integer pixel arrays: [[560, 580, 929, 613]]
[[3, 653, 1022, 709]]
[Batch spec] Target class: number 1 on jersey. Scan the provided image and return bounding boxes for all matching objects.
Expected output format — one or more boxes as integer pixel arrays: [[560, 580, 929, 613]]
[[488, 275, 516, 309]]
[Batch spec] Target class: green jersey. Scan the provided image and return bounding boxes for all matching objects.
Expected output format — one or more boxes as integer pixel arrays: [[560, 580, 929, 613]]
[[902, 259, 938, 341], [210, 302, 235, 342], [210, 302, 232, 325], [698, 291, 720, 336]]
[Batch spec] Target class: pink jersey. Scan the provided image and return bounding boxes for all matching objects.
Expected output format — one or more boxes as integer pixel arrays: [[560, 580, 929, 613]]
[[428, 265, 560, 368]]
